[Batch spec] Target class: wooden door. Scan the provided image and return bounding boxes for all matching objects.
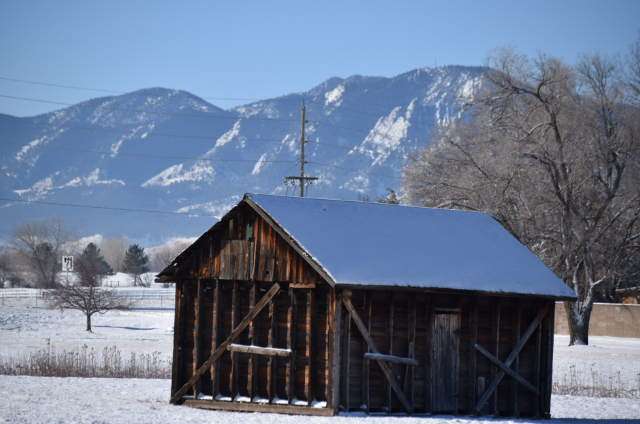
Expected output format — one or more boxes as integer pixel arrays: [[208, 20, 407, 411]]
[[431, 311, 460, 413]]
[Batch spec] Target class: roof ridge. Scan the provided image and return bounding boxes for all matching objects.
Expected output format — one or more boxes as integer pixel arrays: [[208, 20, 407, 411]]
[[244, 193, 487, 216]]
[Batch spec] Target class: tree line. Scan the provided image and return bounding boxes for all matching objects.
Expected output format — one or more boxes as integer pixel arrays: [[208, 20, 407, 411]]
[[0, 219, 189, 331]]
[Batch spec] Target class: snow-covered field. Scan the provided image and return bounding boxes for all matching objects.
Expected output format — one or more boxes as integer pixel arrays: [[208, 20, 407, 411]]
[[0, 301, 174, 359], [1, 299, 639, 421], [0, 377, 638, 423]]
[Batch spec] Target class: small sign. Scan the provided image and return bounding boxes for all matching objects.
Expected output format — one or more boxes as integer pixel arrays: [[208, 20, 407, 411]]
[[62, 256, 74, 272]]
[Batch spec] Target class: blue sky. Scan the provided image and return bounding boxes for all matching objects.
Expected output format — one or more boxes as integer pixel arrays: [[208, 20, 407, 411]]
[[1, 0, 638, 117]]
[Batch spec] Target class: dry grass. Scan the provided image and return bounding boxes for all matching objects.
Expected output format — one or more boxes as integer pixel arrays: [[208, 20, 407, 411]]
[[0, 339, 170, 379], [553, 365, 640, 398]]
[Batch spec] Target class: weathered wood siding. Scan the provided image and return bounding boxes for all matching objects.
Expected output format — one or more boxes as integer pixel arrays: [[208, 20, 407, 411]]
[[171, 204, 333, 409], [174, 203, 321, 286], [338, 289, 554, 417]]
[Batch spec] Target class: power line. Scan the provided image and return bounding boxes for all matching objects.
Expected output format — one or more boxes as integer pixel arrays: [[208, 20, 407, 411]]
[[0, 197, 217, 218], [0, 75, 261, 102], [0, 76, 400, 135], [0, 93, 298, 123]]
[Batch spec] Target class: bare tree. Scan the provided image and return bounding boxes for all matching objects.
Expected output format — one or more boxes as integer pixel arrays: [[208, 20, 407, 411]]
[[49, 243, 129, 332], [12, 219, 71, 288], [405, 48, 640, 345], [100, 237, 129, 273], [149, 240, 191, 272]]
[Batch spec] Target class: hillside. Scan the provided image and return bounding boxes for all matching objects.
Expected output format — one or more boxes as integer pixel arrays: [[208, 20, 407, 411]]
[[0, 66, 487, 242]]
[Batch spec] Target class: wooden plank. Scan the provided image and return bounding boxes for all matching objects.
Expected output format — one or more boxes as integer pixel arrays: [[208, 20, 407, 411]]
[[543, 303, 555, 418], [324, 290, 331, 404], [170, 282, 184, 399], [229, 280, 239, 397], [267, 297, 275, 401], [171, 283, 281, 403], [184, 399, 334, 416], [405, 297, 417, 405], [493, 302, 501, 414], [290, 282, 316, 289], [424, 296, 432, 412], [470, 297, 479, 409], [387, 295, 395, 411], [342, 294, 414, 414], [247, 282, 256, 398], [364, 352, 418, 366], [193, 279, 202, 397], [513, 303, 521, 417], [227, 344, 291, 357], [344, 305, 351, 410], [431, 311, 460, 413], [362, 293, 371, 414], [211, 280, 220, 397], [305, 289, 315, 404], [474, 305, 548, 413], [286, 287, 296, 403], [330, 290, 342, 412], [534, 306, 543, 417], [473, 344, 539, 394]]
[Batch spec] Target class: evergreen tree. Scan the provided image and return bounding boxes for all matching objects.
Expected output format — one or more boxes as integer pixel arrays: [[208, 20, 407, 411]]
[[76, 243, 113, 286], [122, 244, 150, 286]]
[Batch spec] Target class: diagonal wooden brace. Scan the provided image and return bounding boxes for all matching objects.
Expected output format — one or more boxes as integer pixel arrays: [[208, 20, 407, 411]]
[[474, 305, 548, 413], [342, 296, 414, 414], [474, 343, 539, 395], [171, 283, 281, 404]]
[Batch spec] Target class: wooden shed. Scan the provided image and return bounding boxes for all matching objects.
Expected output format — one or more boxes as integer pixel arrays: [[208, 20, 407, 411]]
[[157, 194, 575, 417]]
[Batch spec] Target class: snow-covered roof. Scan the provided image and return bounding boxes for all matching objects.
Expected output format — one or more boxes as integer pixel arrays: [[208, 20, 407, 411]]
[[246, 194, 576, 300]]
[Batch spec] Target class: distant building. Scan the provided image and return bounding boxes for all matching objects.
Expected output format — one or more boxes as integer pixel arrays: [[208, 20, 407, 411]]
[[158, 194, 575, 417]]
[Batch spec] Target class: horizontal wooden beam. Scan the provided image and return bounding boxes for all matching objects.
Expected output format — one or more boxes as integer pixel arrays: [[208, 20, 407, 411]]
[[473, 343, 539, 395], [171, 283, 281, 403], [364, 352, 418, 366], [184, 400, 334, 416], [227, 344, 291, 357]]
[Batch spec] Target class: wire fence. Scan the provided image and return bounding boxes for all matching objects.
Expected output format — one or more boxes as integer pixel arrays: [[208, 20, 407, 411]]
[[0, 287, 175, 309]]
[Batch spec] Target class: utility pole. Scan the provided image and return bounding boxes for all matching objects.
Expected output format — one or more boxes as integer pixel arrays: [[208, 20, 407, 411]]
[[285, 102, 318, 197]]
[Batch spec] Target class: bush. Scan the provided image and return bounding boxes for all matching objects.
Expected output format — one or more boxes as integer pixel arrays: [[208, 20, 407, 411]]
[[0, 340, 170, 379]]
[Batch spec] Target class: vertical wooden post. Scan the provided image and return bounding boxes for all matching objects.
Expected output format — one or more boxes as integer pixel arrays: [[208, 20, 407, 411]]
[[211, 279, 220, 398], [286, 287, 297, 403], [493, 301, 501, 415], [247, 282, 257, 399], [470, 297, 479, 410], [424, 296, 432, 413], [330, 290, 343, 413], [193, 279, 203, 397], [543, 303, 555, 418], [324, 290, 331, 404], [387, 295, 396, 411], [170, 281, 185, 400], [344, 290, 352, 411], [407, 297, 417, 407], [513, 303, 521, 417], [229, 280, 239, 398], [362, 293, 371, 413], [305, 289, 315, 404], [267, 294, 275, 402]]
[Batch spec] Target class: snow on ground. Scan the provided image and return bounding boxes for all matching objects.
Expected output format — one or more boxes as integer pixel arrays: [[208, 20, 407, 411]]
[[0, 376, 638, 424], [0, 302, 173, 359], [1, 298, 640, 392], [554, 335, 640, 392]]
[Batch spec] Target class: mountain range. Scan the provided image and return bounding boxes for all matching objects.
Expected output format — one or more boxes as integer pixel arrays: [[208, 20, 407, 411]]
[[0, 65, 487, 243]]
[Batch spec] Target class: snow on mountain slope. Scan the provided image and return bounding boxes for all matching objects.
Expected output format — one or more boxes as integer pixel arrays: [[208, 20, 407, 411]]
[[0, 66, 487, 242]]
